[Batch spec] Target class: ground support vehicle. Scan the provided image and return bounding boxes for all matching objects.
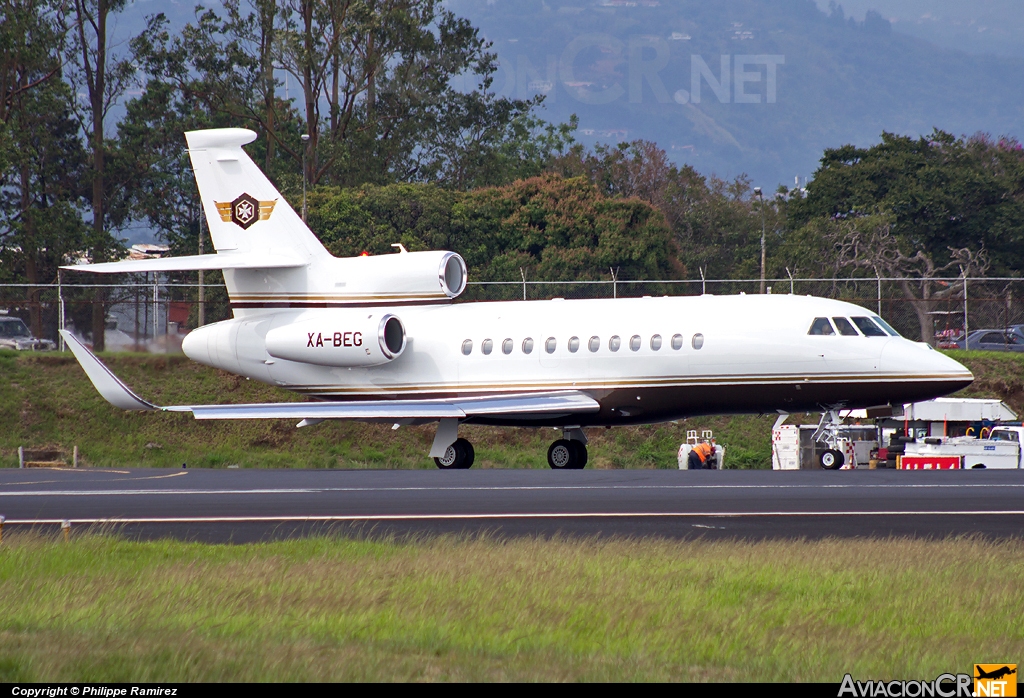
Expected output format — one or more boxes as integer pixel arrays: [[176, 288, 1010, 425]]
[[0, 315, 55, 351], [901, 436, 1020, 469], [678, 430, 725, 469], [771, 424, 872, 470]]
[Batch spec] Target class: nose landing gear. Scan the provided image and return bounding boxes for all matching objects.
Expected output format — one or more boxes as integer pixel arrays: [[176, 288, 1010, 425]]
[[813, 409, 847, 470], [547, 428, 588, 469]]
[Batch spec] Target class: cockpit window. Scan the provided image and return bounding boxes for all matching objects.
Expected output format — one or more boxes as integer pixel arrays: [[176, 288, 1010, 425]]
[[832, 317, 859, 336], [851, 316, 887, 337], [872, 316, 901, 337], [808, 317, 835, 335]]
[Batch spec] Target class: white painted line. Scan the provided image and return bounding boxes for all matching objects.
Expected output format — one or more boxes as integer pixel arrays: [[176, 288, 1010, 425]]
[[3, 510, 1024, 525], [2, 482, 1023, 497]]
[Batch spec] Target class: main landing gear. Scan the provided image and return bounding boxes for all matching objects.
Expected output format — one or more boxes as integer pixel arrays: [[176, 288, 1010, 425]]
[[434, 437, 475, 470], [428, 419, 590, 470], [547, 428, 588, 470]]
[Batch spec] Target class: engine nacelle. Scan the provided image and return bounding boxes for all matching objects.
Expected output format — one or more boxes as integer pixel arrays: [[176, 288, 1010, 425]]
[[329, 250, 467, 303], [266, 312, 407, 367]]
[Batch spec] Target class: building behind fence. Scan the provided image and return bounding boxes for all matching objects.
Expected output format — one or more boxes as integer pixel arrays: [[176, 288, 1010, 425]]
[[2, 275, 1020, 351]]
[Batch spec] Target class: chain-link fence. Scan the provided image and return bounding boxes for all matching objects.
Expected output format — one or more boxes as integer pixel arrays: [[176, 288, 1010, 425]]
[[2, 275, 1021, 351]]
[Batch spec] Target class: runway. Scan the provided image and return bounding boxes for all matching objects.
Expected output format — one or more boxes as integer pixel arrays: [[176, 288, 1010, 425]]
[[1, 467, 1022, 543]]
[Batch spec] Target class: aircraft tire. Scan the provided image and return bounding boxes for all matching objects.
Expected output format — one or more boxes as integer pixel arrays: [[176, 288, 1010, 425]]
[[455, 438, 475, 469], [820, 449, 844, 470], [547, 440, 579, 470], [569, 440, 588, 469], [434, 439, 474, 470]]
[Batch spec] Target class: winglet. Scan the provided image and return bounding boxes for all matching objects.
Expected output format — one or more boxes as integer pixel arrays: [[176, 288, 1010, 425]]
[[59, 330, 159, 411]]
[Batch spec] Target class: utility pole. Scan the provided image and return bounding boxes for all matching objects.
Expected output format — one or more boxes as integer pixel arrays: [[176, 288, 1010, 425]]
[[197, 204, 205, 327], [301, 133, 310, 222], [755, 187, 766, 294]]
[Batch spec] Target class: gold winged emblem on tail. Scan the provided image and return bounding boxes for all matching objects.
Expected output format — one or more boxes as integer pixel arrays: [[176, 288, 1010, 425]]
[[215, 193, 277, 230]]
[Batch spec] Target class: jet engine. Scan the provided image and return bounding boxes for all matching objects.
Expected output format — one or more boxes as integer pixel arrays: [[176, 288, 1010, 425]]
[[266, 312, 406, 367], [330, 250, 467, 302]]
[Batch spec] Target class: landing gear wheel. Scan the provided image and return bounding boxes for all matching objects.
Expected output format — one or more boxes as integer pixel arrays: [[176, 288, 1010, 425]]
[[569, 440, 588, 469], [547, 439, 580, 470], [434, 438, 475, 470], [820, 449, 844, 470], [455, 438, 475, 469]]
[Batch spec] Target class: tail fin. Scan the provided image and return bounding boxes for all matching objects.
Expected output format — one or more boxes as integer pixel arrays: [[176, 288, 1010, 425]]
[[186, 129, 330, 262]]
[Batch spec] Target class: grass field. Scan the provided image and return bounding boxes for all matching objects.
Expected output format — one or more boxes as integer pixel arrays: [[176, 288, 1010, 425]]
[[0, 533, 1021, 682]]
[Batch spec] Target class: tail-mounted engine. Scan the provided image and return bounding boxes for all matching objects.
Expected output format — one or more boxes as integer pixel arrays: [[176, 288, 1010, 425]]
[[266, 311, 406, 367], [330, 250, 467, 303]]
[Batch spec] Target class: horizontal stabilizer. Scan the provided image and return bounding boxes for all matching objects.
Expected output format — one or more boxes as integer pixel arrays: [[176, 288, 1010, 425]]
[[61, 330, 600, 421], [62, 253, 306, 274]]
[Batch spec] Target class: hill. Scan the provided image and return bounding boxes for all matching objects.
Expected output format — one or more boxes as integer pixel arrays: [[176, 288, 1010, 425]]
[[448, 0, 1024, 187]]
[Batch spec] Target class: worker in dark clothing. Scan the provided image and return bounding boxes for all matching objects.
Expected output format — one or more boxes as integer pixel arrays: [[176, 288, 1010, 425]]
[[687, 441, 716, 469]]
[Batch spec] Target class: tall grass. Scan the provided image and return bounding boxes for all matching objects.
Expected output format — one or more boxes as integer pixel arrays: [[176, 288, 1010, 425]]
[[0, 533, 1021, 681]]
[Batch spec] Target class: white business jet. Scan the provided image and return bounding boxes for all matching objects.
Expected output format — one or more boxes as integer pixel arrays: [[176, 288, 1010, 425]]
[[60, 128, 973, 470]]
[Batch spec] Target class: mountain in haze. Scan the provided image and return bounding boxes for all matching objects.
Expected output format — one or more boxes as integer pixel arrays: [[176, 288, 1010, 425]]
[[814, 0, 1024, 57], [450, 0, 1024, 188]]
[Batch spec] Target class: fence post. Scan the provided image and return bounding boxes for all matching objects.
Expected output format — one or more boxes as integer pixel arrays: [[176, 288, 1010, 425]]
[[877, 274, 882, 316], [963, 271, 969, 340], [609, 267, 619, 299], [153, 276, 159, 339], [699, 267, 706, 295], [18, 446, 24, 469], [786, 267, 794, 295], [57, 270, 65, 352], [520, 268, 526, 301]]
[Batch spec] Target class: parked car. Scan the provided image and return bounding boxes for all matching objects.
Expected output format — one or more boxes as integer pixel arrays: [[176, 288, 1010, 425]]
[[0, 315, 56, 351], [957, 328, 1024, 352]]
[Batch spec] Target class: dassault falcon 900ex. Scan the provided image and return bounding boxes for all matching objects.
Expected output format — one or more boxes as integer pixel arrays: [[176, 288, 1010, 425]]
[[60, 128, 973, 470]]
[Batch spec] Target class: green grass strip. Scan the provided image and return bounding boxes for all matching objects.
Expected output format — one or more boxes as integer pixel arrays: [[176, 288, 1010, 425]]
[[0, 533, 1021, 681]]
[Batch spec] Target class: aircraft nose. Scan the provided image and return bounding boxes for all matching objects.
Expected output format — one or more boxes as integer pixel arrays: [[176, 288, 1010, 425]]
[[880, 338, 973, 398]]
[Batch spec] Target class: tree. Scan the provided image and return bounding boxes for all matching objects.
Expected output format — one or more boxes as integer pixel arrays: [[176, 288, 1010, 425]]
[[308, 174, 679, 284], [788, 129, 1024, 342], [0, 0, 88, 339], [133, 0, 553, 189], [65, 0, 136, 349], [830, 215, 989, 343]]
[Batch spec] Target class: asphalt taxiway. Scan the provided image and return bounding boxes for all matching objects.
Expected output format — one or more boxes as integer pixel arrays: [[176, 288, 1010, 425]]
[[0, 468, 1022, 543]]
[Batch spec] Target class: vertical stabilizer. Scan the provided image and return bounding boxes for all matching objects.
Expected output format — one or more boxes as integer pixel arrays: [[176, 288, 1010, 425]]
[[185, 128, 329, 262]]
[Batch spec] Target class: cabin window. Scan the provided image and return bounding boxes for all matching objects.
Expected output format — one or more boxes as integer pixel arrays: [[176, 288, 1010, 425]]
[[692, 333, 704, 350], [545, 337, 556, 353], [609, 335, 621, 352], [629, 335, 641, 351], [650, 334, 662, 351], [808, 317, 835, 335], [502, 338, 514, 354], [461, 340, 473, 355], [568, 336, 580, 353], [833, 317, 859, 336], [670, 334, 683, 350], [522, 338, 534, 354], [589, 336, 600, 352], [482, 339, 493, 355], [851, 317, 887, 337]]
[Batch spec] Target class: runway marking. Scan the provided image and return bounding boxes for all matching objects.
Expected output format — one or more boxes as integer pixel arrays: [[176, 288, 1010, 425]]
[[4, 511, 1024, 525], [0, 471, 187, 487], [2, 482, 1023, 497]]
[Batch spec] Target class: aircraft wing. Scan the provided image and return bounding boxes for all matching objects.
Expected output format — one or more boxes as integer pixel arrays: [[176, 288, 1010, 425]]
[[60, 252, 306, 274], [60, 330, 599, 421]]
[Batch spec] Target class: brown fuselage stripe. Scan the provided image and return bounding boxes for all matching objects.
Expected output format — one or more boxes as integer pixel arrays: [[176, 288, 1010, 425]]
[[283, 373, 972, 395]]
